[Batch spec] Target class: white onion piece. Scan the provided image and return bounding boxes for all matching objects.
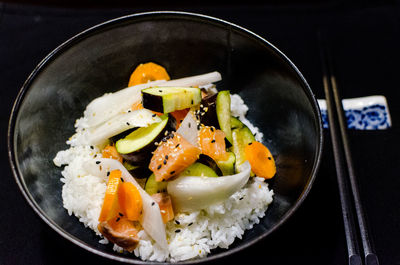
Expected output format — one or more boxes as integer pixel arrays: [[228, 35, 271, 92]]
[[83, 72, 222, 128], [83, 158, 168, 250], [167, 161, 251, 212], [84, 80, 165, 128], [176, 111, 199, 147], [161, 71, 221, 87], [84, 109, 161, 146]]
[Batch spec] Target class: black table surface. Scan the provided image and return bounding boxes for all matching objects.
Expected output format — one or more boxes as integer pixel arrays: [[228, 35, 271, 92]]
[[1, 1, 399, 265]]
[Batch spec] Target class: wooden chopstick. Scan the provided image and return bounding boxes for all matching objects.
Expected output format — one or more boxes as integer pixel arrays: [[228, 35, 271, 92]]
[[318, 31, 379, 265]]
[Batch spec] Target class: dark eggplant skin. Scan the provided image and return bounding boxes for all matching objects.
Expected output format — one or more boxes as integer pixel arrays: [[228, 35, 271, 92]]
[[109, 128, 137, 144], [197, 154, 223, 176], [199, 93, 219, 128], [142, 91, 164, 113], [128, 167, 152, 179], [121, 114, 177, 165]]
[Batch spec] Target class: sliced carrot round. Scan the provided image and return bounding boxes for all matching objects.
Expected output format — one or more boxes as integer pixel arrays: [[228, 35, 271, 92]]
[[244, 141, 276, 179], [128, 62, 170, 87], [102, 145, 123, 163], [99, 170, 122, 222], [118, 182, 143, 221]]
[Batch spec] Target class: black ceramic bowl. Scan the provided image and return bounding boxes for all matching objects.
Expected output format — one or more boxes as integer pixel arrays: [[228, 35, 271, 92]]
[[8, 11, 323, 264]]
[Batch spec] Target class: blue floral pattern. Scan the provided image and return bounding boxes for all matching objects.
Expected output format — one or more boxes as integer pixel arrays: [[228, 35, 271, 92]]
[[320, 104, 391, 130]]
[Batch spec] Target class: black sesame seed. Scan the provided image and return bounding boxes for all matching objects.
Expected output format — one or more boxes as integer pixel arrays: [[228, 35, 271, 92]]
[[268, 157, 272, 160], [211, 139, 216, 143], [95, 161, 101, 164], [152, 114, 156, 117], [175, 229, 181, 233], [180, 120, 183, 123], [170, 171, 175, 175], [116, 217, 120, 222], [175, 220, 180, 225], [159, 90, 163, 92], [191, 99, 194, 104], [188, 222, 193, 226], [248, 142, 253, 145], [120, 177, 124, 182], [152, 202, 155, 206], [90, 145, 94, 149], [175, 144, 180, 148], [165, 155, 169, 160], [163, 159, 167, 165], [128, 110, 131, 113], [126, 122, 130, 126], [210, 127, 214, 132], [157, 165, 162, 170], [188, 123, 191, 128], [107, 171, 110, 176], [239, 197, 244, 200], [119, 212, 124, 217]]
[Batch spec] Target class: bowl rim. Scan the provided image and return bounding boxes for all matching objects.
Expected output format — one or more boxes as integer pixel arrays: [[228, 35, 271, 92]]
[[7, 10, 323, 264]]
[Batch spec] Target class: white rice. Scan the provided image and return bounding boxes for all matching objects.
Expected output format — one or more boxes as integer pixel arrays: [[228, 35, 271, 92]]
[[53, 93, 274, 262]]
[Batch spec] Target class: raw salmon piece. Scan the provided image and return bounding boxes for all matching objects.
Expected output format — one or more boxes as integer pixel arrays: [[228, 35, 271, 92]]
[[98, 217, 141, 252], [149, 132, 201, 182], [199, 126, 229, 161]]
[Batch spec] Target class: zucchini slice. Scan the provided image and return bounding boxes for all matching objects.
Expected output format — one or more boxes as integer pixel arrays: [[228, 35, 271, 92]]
[[232, 125, 255, 172], [216, 152, 236, 176], [142, 87, 201, 113], [116, 114, 169, 154], [145, 173, 168, 195], [216, 91, 233, 144]]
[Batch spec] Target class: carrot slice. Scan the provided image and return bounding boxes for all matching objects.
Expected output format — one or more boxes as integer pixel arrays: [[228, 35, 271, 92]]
[[128, 62, 170, 87], [151, 193, 174, 223], [99, 170, 123, 222], [171, 108, 190, 129], [102, 145, 123, 163], [118, 182, 143, 221], [199, 126, 229, 161], [244, 141, 276, 179]]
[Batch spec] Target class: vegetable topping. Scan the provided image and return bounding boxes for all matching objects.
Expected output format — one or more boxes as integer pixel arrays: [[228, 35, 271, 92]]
[[244, 141, 276, 179], [128, 62, 170, 87]]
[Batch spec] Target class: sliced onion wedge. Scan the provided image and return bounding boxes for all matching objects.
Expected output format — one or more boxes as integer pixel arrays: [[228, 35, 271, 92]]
[[84, 109, 161, 146], [83, 72, 222, 128], [83, 158, 168, 250], [176, 110, 199, 147], [167, 161, 251, 213]]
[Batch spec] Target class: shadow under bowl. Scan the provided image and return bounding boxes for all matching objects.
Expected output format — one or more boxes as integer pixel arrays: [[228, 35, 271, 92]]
[[8, 11, 323, 264]]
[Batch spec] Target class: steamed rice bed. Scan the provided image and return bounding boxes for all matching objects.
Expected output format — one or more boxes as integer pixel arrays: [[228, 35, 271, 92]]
[[53, 75, 274, 262]]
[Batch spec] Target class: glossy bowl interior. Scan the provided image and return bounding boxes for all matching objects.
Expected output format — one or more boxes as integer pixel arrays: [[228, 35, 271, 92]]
[[8, 11, 323, 264]]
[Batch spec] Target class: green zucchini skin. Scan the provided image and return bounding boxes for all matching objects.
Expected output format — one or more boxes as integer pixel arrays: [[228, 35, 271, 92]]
[[119, 115, 176, 165], [216, 151, 236, 176], [144, 173, 168, 195], [216, 91, 233, 144], [142, 87, 201, 113], [232, 124, 255, 172]]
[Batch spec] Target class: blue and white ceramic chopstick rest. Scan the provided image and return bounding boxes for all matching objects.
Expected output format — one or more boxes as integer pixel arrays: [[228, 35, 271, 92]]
[[318, 95, 392, 130]]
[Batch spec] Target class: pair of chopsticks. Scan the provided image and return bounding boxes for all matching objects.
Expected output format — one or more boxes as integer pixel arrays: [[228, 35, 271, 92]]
[[318, 32, 379, 265]]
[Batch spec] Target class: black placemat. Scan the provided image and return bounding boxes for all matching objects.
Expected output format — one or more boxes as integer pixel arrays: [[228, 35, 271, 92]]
[[1, 2, 399, 265]]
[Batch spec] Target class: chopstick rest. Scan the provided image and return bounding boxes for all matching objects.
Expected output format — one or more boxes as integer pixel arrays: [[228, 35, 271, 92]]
[[318, 95, 391, 130]]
